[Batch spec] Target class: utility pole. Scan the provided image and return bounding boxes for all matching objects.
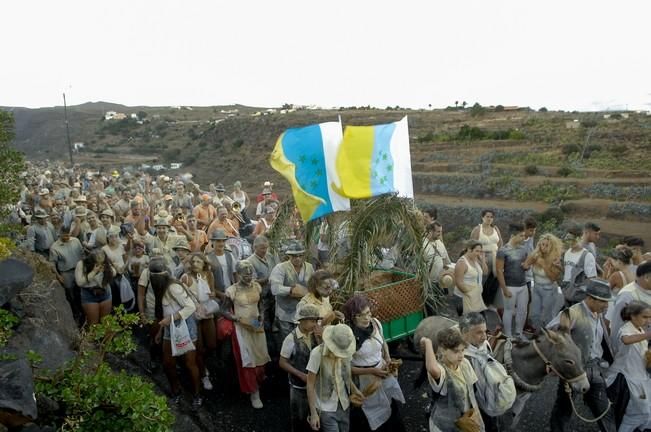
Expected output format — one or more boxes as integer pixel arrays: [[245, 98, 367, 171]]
[[63, 92, 73, 166]]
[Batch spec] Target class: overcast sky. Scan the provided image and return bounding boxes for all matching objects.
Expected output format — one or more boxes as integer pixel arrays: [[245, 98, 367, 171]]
[[3, 0, 650, 111]]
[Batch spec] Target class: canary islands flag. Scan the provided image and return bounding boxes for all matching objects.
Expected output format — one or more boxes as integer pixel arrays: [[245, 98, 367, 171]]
[[270, 122, 351, 222], [332, 116, 413, 199]]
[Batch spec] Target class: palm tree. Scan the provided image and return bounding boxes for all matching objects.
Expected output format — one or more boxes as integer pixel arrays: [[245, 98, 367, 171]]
[[455, 101, 459, 108], [462, 101, 467, 109]]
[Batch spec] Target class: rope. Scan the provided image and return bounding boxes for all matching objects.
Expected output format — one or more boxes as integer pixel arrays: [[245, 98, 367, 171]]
[[563, 382, 612, 423]]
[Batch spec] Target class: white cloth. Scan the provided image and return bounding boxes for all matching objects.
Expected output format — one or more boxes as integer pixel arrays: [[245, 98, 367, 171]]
[[605, 321, 651, 429]]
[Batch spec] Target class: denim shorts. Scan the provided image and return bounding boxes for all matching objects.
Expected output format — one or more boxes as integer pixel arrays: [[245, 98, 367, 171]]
[[80, 287, 112, 304], [163, 315, 198, 342]]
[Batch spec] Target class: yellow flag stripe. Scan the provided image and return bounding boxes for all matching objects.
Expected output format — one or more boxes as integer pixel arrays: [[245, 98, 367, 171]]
[[332, 125, 375, 198]]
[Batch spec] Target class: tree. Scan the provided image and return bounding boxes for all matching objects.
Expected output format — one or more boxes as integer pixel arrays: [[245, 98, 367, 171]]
[[455, 101, 459, 108], [462, 101, 467, 109], [495, 105, 505, 112], [539, 107, 548, 112], [0, 110, 26, 234], [137, 110, 148, 120], [470, 102, 486, 117]]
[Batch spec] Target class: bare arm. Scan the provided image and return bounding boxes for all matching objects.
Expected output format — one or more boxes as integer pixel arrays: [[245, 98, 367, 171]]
[[454, 259, 470, 293], [420, 337, 441, 380], [496, 257, 511, 298], [307, 372, 319, 430], [279, 356, 307, 383], [470, 226, 479, 241], [621, 330, 651, 345]]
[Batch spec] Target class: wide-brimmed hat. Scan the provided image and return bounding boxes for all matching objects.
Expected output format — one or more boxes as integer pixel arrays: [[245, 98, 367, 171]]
[[154, 217, 170, 227], [263, 181, 273, 188], [322, 324, 356, 358], [107, 225, 121, 237], [294, 304, 321, 323], [111, 170, 120, 178], [172, 238, 191, 252], [74, 207, 87, 217], [100, 209, 115, 218], [438, 266, 456, 290], [33, 209, 48, 219], [586, 279, 614, 302], [39, 188, 50, 195], [74, 195, 87, 202], [215, 183, 226, 192], [210, 228, 228, 241], [262, 187, 272, 195], [285, 241, 305, 256]]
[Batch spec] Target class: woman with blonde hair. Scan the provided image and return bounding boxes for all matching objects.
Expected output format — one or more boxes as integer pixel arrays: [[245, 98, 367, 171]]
[[523, 233, 563, 330], [180, 252, 217, 391]]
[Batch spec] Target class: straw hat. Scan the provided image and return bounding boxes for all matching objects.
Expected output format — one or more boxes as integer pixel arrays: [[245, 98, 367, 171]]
[[74, 195, 87, 202], [285, 241, 306, 256], [74, 207, 88, 217], [438, 264, 456, 290], [322, 324, 356, 358], [100, 209, 115, 219], [294, 304, 321, 323], [154, 217, 170, 227], [172, 238, 191, 252], [39, 188, 50, 195]]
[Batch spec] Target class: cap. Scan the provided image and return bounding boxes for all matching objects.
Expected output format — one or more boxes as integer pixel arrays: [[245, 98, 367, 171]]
[[210, 228, 228, 241], [216, 183, 226, 192]]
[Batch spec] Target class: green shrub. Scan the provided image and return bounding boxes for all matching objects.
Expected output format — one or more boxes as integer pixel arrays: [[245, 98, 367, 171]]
[[557, 166, 573, 177], [561, 144, 581, 156], [508, 129, 526, 140], [524, 165, 539, 175], [539, 107, 548, 112], [34, 306, 174, 432], [495, 105, 505, 112], [608, 144, 628, 155], [418, 131, 435, 143], [457, 125, 485, 140], [470, 103, 486, 117]]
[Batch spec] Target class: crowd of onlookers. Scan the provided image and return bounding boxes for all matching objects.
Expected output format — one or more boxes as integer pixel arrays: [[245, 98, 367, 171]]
[[7, 161, 651, 432]]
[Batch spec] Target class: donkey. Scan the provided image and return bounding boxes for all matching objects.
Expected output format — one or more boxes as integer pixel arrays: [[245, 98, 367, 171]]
[[413, 315, 590, 428]]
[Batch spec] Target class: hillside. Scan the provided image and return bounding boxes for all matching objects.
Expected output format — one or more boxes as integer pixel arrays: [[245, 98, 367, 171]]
[[6, 103, 651, 247]]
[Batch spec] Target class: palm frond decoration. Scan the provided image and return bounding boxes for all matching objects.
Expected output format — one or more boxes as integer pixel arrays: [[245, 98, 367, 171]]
[[265, 198, 298, 254]]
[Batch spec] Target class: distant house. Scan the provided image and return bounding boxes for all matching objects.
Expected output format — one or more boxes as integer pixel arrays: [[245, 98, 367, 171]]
[[141, 164, 151, 170], [73, 142, 85, 152], [104, 111, 117, 120], [113, 113, 127, 120], [152, 164, 165, 171], [170, 163, 183, 169], [130, 113, 138, 119], [565, 120, 580, 129]]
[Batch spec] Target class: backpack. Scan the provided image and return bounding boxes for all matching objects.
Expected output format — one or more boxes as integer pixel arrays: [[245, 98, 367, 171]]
[[561, 249, 589, 305], [465, 349, 516, 417]]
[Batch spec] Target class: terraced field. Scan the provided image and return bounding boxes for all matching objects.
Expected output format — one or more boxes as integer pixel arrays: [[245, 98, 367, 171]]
[[12, 104, 651, 249]]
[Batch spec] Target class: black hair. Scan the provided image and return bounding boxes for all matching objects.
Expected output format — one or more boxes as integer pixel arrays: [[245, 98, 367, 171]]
[[623, 236, 645, 248], [423, 207, 438, 220], [509, 222, 525, 236], [636, 261, 651, 278], [426, 221, 442, 233], [584, 222, 601, 232], [611, 247, 633, 265], [524, 217, 538, 229], [620, 301, 651, 322], [481, 209, 495, 218]]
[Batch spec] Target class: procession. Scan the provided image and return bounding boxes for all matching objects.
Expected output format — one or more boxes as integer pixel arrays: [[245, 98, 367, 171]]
[[5, 149, 650, 432]]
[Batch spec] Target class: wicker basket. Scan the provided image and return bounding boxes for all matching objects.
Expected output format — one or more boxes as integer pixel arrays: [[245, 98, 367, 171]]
[[356, 271, 424, 322]]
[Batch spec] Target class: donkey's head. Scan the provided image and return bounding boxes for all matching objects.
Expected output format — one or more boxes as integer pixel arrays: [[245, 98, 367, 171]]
[[538, 327, 590, 393]]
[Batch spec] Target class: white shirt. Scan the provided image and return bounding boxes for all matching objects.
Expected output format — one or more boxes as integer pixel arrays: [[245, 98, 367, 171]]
[[563, 248, 597, 282]]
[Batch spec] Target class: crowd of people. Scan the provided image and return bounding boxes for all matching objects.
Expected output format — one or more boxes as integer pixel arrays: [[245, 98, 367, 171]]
[[8, 161, 651, 432]]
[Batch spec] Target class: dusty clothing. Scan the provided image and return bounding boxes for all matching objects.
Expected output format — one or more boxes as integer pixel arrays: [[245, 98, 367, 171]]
[[144, 233, 182, 268], [226, 282, 270, 367], [26, 222, 56, 253], [188, 229, 208, 252], [281, 327, 315, 389], [270, 261, 315, 324], [428, 359, 485, 432], [608, 282, 651, 348], [207, 218, 239, 239], [351, 319, 405, 430], [297, 293, 333, 321], [206, 251, 236, 292], [102, 242, 127, 274], [306, 345, 352, 412], [424, 238, 450, 282], [49, 238, 83, 272]]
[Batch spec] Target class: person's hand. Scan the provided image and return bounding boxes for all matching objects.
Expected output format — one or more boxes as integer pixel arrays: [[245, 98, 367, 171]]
[[420, 336, 432, 352], [290, 284, 308, 298], [308, 414, 320, 431], [298, 372, 308, 383], [56, 274, 64, 284], [334, 311, 345, 323], [313, 324, 324, 339], [159, 316, 172, 327], [370, 367, 389, 378], [502, 288, 512, 298]]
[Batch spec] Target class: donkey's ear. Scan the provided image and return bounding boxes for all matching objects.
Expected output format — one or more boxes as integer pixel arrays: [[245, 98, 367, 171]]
[[541, 328, 563, 345]]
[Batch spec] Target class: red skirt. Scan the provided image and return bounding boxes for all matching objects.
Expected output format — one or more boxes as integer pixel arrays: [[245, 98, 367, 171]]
[[231, 329, 265, 394]]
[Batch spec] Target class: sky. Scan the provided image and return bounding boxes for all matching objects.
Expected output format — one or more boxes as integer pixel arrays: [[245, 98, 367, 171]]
[[3, 0, 650, 111]]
